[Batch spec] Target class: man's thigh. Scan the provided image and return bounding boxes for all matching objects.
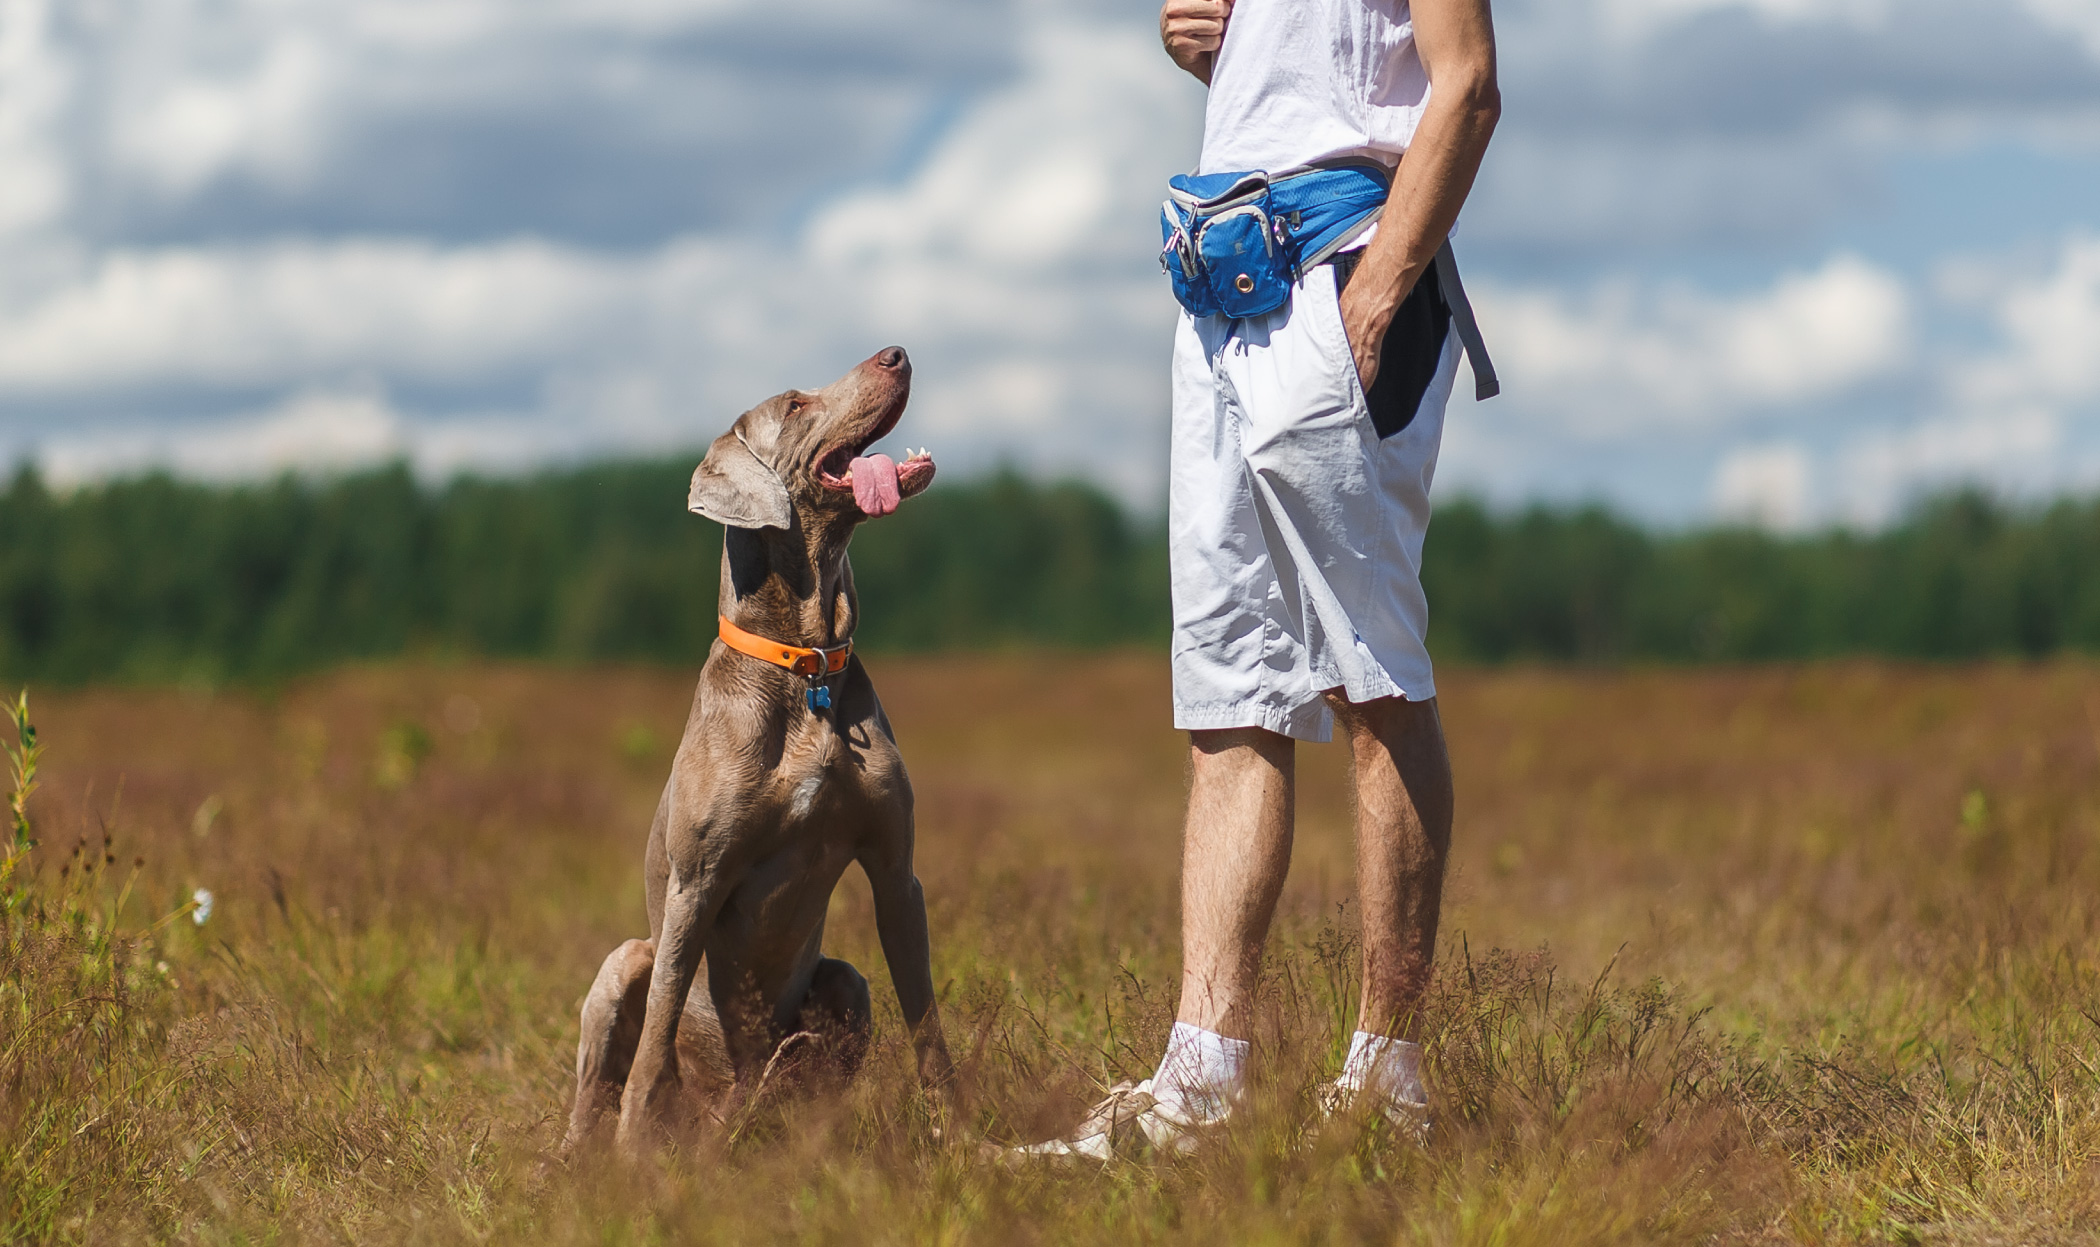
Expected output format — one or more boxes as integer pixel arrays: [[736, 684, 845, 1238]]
[[1167, 264, 1459, 740], [1169, 309, 1332, 740]]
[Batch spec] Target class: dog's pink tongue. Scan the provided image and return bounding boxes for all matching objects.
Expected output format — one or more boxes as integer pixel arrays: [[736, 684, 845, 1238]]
[[850, 453, 902, 516]]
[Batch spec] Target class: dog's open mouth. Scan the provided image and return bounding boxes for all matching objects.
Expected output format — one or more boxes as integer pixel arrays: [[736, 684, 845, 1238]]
[[815, 448, 935, 518], [814, 403, 935, 518]]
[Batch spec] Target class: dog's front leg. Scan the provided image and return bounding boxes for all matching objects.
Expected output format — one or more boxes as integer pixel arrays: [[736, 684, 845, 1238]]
[[616, 868, 725, 1154], [863, 847, 957, 1104]]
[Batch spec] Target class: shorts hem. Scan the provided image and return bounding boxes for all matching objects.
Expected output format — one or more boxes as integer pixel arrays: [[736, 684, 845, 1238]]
[[1318, 653, 1437, 708], [1173, 700, 1335, 744], [1328, 671, 1438, 706]]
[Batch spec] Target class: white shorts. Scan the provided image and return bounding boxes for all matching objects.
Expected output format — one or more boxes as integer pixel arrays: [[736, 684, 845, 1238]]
[[1169, 259, 1461, 744]]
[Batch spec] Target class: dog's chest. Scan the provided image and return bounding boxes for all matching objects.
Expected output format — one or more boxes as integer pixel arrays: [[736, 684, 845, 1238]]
[[785, 773, 825, 823], [765, 755, 862, 836], [726, 765, 862, 921], [765, 718, 897, 831]]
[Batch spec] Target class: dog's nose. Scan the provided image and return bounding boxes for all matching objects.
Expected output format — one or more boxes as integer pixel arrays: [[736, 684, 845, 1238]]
[[874, 346, 907, 371]]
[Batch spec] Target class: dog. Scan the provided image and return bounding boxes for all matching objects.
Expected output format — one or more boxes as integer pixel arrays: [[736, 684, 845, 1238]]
[[565, 345, 954, 1153]]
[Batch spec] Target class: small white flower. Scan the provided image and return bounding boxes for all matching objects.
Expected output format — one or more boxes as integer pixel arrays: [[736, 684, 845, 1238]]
[[192, 888, 214, 925]]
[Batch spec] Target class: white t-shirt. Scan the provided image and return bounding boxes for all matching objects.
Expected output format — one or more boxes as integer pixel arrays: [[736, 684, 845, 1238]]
[[1197, 0, 1431, 176]]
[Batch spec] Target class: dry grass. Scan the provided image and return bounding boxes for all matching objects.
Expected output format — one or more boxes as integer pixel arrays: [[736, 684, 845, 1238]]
[[8, 656, 2100, 1243]]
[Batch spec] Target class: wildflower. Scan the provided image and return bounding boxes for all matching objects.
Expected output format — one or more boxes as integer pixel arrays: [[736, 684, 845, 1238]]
[[192, 887, 214, 925]]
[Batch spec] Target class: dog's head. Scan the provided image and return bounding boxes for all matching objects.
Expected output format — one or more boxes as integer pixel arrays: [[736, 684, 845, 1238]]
[[688, 346, 935, 530]]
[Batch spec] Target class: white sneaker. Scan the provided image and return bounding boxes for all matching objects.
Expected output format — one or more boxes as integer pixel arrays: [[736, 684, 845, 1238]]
[[1315, 1078, 1431, 1146], [1005, 1079, 1211, 1162]]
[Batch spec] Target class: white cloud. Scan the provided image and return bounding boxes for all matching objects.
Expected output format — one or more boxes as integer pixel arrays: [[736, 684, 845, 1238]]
[[0, 0, 69, 235], [1474, 255, 1911, 434], [40, 387, 406, 485], [1600, 0, 1889, 35], [1789, 232, 2100, 525], [2020, 0, 2100, 60], [0, 238, 631, 392], [1836, 408, 2068, 526], [34, 384, 622, 486], [112, 30, 333, 195], [808, 23, 1166, 270], [7, 15, 1199, 500], [1656, 233, 2100, 529], [1953, 234, 2100, 411], [1712, 442, 1812, 530]]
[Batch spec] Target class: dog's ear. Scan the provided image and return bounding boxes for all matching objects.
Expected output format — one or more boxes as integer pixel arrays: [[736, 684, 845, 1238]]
[[688, 429, 792, 529]]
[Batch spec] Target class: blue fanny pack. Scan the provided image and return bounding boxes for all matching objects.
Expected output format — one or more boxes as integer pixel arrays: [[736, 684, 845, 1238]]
[[1160, 163, 1390, 320]]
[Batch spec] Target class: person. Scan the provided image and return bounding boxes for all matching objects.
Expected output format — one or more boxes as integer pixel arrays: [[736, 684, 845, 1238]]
[[1019, 0, 1500, 1158]]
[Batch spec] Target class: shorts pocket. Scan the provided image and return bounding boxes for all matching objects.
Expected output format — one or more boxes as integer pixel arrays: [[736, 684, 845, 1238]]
[[1333, 252, 1454, 440]]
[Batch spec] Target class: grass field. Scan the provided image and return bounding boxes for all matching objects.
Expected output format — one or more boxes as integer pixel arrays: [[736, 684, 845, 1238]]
[[8, 656, 2100, 1243]]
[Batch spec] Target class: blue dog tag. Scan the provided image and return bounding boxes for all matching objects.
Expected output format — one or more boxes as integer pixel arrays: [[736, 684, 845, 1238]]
[[806, 684, 832, 712]]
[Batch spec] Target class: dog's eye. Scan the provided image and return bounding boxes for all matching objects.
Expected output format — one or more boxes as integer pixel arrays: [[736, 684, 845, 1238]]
[[785, 398, 805, 416]]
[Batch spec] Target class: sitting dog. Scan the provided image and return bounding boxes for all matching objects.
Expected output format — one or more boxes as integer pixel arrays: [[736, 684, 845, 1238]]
[[566, 345, 954, 1152]]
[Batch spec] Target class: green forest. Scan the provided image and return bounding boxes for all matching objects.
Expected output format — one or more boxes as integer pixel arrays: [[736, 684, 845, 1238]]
[[4, 458, 2100, 683]]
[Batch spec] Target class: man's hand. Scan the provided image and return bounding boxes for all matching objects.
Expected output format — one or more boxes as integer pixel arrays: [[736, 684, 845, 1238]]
[[1161, 0, 1232, 85], [1338, 0, 1500, 394], [1340, 277, 1394, 394]]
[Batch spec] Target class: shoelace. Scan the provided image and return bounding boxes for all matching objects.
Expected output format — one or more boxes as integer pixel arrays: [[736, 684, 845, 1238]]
[[1073, 1080, 1157, 1139]]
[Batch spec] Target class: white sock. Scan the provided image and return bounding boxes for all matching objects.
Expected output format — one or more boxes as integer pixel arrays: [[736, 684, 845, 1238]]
[[1149, 1022, 1248, 1123], [1338, 1031, 1426, 1107]]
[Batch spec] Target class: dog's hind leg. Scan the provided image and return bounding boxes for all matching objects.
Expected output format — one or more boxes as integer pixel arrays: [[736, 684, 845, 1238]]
[[781, 957, 873, 1088], [564, 938, 654, 1151]]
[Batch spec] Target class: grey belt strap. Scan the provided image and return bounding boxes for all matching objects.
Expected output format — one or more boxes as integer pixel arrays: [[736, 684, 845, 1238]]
[[1432, 240, 1499, 401]]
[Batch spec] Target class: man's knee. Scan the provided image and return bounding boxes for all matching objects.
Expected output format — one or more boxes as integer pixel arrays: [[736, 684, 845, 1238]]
[[1332, 693, 1452, 840], [1330, 693, 1444, 755], [1189, 725, 1294, 765]]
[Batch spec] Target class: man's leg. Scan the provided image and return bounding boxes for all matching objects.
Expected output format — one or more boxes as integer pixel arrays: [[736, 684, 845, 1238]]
[[1004, 726, 1293, 1157], [1175, 726, 1296, 1036], [1330, 693, 1453, 1113], [1139, 725, 1295, 1127]]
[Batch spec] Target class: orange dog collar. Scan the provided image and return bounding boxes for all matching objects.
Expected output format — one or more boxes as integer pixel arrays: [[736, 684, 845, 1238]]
[[717, 615, 853, 679]]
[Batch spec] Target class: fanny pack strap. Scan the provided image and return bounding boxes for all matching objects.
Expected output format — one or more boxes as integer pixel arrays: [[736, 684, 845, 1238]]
[[1301, 203, 1382, 272], [1332, 238, 1501, 403], [1432, 240, 1499, 401]]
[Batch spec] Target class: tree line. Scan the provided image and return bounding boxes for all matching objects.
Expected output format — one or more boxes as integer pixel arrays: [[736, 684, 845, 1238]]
[[3, 460, 2096, 683]]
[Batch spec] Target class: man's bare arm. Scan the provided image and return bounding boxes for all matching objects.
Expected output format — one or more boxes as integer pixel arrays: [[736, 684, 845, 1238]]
[[1161, 0, 1233, 85], [1339, 0, 1500, 392]]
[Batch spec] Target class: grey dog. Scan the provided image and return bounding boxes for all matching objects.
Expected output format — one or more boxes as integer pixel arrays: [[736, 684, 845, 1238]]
[[565, 346, 956, 1153]]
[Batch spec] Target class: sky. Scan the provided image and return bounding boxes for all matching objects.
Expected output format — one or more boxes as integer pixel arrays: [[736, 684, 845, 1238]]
[[3, 0, 2099, 527]]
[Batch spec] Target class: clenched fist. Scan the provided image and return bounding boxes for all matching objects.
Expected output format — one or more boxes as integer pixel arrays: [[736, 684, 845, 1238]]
[[1161, 0, 1233, 84]]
